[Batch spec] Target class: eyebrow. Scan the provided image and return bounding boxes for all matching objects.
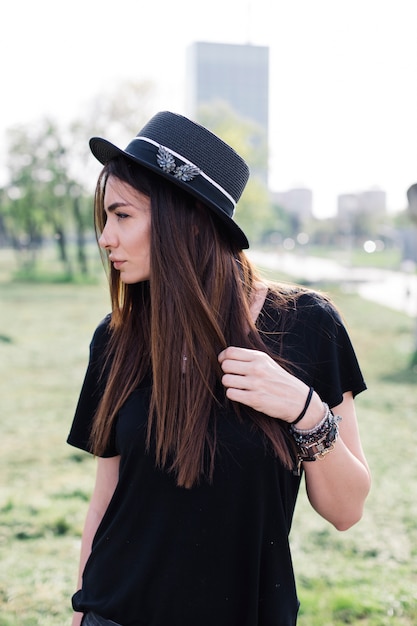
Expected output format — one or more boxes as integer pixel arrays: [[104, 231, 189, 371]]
[[105, 202, 130, 213]]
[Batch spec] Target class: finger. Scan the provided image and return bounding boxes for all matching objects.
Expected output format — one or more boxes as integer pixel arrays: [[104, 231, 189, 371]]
[[219, 358, 252, 375], [224, 386, 257, 407], [218, 346, 259, 364], [221, 373, 253, 390]]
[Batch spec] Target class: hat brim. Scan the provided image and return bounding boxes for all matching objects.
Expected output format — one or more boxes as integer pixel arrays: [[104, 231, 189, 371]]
[[89, 137, 249, 250]]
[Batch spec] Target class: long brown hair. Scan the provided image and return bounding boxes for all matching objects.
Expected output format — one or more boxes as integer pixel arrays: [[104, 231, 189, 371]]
[[91, 157, 297, 487]]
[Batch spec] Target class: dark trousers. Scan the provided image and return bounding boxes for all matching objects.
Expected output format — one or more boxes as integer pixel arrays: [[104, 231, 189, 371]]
[[82, 613, 122, 626]]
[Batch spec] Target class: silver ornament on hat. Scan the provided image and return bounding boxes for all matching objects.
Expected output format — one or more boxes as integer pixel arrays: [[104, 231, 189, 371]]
[[156, 145, 201, 181], [174, 164, 201, 181], [156, 146, 176, 173]]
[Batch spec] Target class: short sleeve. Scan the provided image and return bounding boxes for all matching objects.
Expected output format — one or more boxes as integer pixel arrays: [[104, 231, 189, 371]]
[[259, 291, 367, 410], [67, 315, 119, 457], [297, 293, 367, 408]]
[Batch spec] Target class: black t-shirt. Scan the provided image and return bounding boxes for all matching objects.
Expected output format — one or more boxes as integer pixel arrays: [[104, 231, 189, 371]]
[[67, 291, 366, 626]]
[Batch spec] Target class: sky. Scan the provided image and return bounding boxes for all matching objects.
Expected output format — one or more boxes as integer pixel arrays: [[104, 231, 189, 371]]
[[2, 0, 417, 217]]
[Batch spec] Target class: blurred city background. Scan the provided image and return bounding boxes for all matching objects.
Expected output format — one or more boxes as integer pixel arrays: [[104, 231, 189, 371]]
[[1, 3, 416, 325], [1, 2, 416, 625]]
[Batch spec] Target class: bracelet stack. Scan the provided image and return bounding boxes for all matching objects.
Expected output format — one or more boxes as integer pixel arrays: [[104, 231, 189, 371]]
[[289, 403, 341, 471]]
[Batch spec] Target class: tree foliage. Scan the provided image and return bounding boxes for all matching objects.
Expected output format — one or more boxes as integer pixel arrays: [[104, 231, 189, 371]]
[[0, 80, 156, 280], [2, 119, 87, 276], [197, 102, 274, 244]]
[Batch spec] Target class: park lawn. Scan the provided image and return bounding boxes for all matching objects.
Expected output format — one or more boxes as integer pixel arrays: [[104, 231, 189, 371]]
[[0, 278, 416, 626], [291, 289, 417, 626]]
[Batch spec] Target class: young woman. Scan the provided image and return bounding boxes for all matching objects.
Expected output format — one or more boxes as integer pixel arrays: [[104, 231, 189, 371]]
[[68, 111, 371, 626]]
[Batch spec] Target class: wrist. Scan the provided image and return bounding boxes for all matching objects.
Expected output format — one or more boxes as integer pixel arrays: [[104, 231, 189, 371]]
[[289, 403, 342, 474], [291, 389, 324, 429]]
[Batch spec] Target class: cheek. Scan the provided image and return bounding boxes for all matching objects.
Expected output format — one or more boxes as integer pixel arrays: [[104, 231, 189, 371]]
[[130, 223, 151, 257], [142, 222, 152, 254]]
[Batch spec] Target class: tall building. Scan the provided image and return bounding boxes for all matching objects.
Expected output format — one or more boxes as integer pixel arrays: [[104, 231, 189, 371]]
[[186, 41, 269, 181], [186, 42, 269, 132]]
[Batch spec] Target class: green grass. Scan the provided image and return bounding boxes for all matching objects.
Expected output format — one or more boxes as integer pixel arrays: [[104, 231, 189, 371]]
[[291, 290, 417, 625], [0, 279, 109, 626], [0, 265, 416, 624], [305, 245, 406, 271]]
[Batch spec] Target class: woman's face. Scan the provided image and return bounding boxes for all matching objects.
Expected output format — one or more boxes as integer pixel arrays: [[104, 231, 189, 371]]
[[99, 175, 151, 284]]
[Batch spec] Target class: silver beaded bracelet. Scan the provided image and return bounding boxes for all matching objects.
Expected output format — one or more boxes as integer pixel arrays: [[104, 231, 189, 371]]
[[289, 403, 342, 469]]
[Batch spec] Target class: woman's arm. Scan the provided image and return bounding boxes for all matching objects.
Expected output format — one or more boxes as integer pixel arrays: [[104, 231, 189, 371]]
[[300, 391, 371, 530], [71, 456, 120, 626], [218, 346, 371, 531]]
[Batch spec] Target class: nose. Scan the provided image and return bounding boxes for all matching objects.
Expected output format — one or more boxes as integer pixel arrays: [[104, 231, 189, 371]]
[[98, 221, 116, 249]]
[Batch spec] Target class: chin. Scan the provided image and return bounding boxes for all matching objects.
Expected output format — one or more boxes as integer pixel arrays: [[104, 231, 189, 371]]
[[121, 275, 150, 284]]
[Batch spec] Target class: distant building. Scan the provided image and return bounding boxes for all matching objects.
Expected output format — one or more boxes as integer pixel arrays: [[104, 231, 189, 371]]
[[186, 41, 269, 182], [186, 41, 269, 131], [271, 187, 313, 221], [337, 194, 360, 220], [337, 189, 386, 220]]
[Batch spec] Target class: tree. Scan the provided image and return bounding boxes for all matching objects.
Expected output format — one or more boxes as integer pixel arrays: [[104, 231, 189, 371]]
[[406, 183, 417, 367], [1, 79, 157, 280], [3, 119, 86, 276], [196, 102, 274, 244], [67, 79, 156, 190]]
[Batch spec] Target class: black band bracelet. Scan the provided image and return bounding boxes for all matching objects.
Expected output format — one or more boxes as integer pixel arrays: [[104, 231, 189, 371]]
[[291, 386, 314, 425]]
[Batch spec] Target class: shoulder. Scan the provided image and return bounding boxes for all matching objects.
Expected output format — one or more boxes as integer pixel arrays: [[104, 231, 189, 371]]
[[89, 313, 112, 357], [261, 283, 366, 403], [294, 290, 344, 331], [258, 284, 348, 350], [92, 313, 112, 340], [264, 283, 342, 327]]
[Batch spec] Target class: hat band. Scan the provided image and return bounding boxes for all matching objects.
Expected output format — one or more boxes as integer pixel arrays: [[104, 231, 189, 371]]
[[130, 136, 237, 214]]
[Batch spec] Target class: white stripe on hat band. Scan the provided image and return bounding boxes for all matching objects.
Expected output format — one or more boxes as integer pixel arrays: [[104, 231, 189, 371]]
[[131, 136, 236, 212]]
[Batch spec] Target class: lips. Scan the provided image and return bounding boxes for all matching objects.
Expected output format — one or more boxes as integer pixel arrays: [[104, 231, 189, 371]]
[[110, 258, 126, 270]]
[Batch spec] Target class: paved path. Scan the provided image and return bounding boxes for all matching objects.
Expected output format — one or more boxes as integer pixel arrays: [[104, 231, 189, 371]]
[[248, 250, 417, 318]]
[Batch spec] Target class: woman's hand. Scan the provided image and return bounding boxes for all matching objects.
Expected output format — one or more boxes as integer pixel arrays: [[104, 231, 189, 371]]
[[218, 346, 323, 425], [219, 346, 371, 529]]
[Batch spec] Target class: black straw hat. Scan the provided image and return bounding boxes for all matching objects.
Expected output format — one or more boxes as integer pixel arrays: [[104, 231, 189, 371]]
[[89, 111, 250, 249]]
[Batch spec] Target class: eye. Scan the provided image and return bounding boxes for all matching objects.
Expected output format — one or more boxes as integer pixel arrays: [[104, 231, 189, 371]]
[[115, 212, 129, 220]]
